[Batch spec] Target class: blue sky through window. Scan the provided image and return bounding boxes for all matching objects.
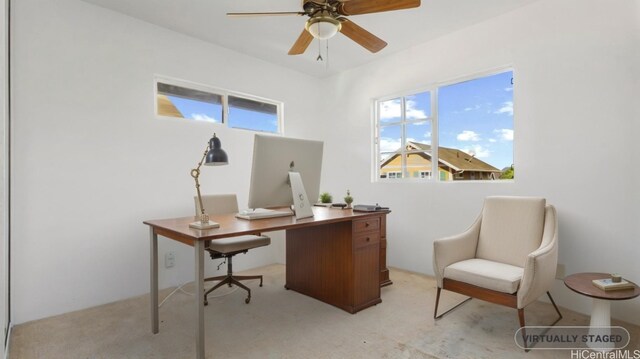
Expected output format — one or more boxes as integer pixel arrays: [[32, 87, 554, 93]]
[[438, 71, 513, 170], [167, 96, 221, 123], [167, 95, 279, 133], [379, 70, 513, 171], [228, 107, 278, 133]]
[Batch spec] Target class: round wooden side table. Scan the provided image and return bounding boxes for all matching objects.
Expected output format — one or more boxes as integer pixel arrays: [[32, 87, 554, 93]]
[[564, 272, 640, 351]]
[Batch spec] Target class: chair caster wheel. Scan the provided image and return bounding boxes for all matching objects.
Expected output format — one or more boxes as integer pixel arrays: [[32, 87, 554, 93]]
[[204, 301, 208, 306], [245, 297, 250, 304], [284, 284, 289, 290]]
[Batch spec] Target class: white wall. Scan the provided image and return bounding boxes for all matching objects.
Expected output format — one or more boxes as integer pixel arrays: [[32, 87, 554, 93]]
[[10, 0, 321, 324], [1, 0, 9, 352], [319, 0, 640, 325]]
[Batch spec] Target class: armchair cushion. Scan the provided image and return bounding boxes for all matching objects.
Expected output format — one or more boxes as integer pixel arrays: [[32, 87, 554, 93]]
[[444, 258, 524, 294], [476, 197, 546, 268]]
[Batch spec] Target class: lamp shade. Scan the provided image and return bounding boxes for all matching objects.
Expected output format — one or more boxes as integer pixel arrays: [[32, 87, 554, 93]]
[[305, 16, 341, 40], [205, 134, 228, 166]]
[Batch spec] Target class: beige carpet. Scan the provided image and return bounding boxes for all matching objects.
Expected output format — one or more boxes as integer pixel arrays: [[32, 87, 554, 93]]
[[9, 265, 640, 358]]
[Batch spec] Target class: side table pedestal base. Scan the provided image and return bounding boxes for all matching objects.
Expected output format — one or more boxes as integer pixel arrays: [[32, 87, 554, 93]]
[[588, 298, 612, 352]]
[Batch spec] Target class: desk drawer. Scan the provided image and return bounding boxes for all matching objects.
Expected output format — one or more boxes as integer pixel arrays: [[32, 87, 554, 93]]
[[354, 232, 380, 249], [353, 217, 380, 233]]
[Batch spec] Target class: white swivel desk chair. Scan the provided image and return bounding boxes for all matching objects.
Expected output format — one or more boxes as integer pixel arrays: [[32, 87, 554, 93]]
[[194, 194, 271, 304]]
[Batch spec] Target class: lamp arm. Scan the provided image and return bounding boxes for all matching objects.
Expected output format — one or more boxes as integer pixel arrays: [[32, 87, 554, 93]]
[[191, 144, 211, 221]]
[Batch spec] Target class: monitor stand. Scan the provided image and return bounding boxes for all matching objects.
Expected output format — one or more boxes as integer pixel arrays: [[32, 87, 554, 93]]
[[289, 172, 314, 219]]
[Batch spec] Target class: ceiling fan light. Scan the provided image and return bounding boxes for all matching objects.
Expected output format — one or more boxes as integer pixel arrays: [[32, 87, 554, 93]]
[[305, 17, 341, 40]]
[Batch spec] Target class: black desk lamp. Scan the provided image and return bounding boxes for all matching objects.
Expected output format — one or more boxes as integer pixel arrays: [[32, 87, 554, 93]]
[[189, 133, 228, 229]]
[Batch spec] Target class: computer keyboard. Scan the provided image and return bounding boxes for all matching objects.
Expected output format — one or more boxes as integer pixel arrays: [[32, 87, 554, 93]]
[[235, 208, 294, 220]]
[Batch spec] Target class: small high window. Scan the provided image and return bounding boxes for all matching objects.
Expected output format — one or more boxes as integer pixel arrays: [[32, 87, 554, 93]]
[[155, 77, 282, 134]]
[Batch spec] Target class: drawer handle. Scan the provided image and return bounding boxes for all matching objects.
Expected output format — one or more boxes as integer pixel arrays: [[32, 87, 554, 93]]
[[366, 237, 370, 242], [365, 222, 370, 227]]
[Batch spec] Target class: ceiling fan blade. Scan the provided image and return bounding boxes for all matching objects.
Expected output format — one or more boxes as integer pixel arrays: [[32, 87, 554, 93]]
[[288, 29, 314, 55], [227, 12, 306, 17], [339, 19, 387, 53], [337, 0, 420, 15]]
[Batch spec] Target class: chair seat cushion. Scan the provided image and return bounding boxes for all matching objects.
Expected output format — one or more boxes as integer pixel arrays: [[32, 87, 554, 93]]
[[207, 235, 270, 254], [444, 258, 524, 294]]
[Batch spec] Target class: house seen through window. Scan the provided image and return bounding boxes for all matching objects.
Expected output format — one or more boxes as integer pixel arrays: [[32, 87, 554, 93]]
[[156, 78, 281, 134], [376, 70, 514, 181]]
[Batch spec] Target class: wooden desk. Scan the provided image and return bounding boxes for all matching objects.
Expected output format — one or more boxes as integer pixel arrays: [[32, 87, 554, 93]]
[[144, 207, 391, 359]]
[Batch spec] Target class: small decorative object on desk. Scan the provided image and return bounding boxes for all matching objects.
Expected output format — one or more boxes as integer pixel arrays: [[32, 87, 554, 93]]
[[344, 189, 354, 209], [319, 192, 333, 204], [592, 276, 635, 291]]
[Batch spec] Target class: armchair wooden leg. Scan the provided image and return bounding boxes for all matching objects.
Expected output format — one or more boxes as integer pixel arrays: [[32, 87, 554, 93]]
[[434, 288, 441, 319], [547, 291, 563, 322], [434, 287, 472, 320], [516, 293, 562, 352], [518, 308, 528, 351]]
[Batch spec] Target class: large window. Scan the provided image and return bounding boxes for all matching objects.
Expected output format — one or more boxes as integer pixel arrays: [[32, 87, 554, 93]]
[[155, 77, 282, 134], [375, 70, 514, 181]]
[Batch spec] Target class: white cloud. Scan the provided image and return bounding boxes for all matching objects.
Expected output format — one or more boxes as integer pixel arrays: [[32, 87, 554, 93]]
[[406, 99, 428, 119], [379, 100, 400, 120], [488, 138, 497, 143], [504, 87, 513, 92], [464, 104, 481, 112], [462, 145, 490, 158], [379, 99, 427, 120], [494, 128, 514, 141], [379, 137, 401, 152], [457, 130, 481, 142], [424, 131, 431, 139], [494, 101, 513, 116], [191, 113, 218, 122]]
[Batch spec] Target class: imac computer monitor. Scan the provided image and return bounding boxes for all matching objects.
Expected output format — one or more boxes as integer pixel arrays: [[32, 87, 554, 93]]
[[247, 134, 323, 212]]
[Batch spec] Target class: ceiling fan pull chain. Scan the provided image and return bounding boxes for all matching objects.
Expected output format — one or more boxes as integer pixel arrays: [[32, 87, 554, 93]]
[[326, 39, 330, 69], [316, 38, 323, 62]]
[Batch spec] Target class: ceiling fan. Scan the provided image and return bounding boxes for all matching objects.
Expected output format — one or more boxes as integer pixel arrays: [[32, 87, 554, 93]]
[[227, 0, 421, 55]]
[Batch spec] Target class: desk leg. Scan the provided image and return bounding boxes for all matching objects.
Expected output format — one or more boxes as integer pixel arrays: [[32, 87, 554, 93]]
[[195, 240, 205, 359], [150, 228, 159, 334], [588, 298, 612, 352]]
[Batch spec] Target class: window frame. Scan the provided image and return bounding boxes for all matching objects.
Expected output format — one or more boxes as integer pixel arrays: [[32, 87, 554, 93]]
[[373, 67, 514, 183], [154, 75, 284, 134], [375, 87, 437, 183]]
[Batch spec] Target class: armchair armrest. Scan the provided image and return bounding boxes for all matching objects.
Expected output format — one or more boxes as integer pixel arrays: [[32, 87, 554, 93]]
[[517, 205, 558, 308], [433, 215, 481, 288]]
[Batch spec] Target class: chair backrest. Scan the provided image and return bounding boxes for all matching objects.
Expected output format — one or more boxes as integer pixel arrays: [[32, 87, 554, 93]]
[[194, 194, 239, 216], [475, 196, 546, 268]]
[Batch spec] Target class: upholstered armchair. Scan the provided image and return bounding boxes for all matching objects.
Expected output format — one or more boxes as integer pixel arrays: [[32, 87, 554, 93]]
[[433, 196, 562, 349]]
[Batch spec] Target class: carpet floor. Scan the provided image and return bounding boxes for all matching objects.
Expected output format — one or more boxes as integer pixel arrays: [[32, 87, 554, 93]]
[[9, 265, 640, 358]]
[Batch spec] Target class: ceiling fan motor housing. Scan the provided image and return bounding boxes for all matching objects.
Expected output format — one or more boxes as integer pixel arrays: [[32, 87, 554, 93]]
[[231, 0, 421, 55]]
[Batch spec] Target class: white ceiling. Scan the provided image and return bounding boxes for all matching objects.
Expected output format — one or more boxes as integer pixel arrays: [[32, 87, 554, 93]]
[[81, 0, 539, 78]]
